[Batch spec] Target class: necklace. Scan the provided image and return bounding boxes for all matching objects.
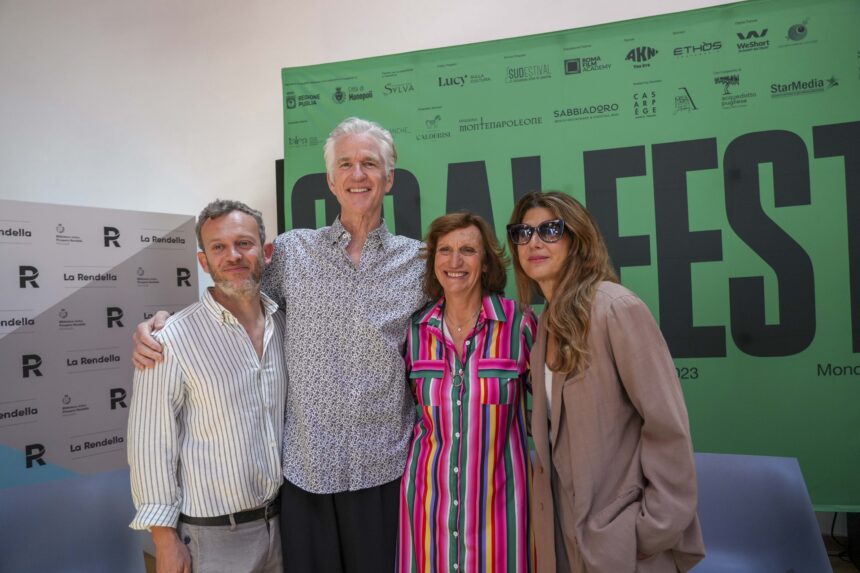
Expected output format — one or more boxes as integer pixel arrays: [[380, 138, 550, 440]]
[[442, 303, 483, 387], [443, 306, 481, 333]]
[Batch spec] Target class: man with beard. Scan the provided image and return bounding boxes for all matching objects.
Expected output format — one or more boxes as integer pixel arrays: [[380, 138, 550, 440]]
[[127, 200, 286, 573]]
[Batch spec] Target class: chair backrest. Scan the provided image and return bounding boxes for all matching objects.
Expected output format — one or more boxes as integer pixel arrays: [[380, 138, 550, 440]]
[[694, 452, 831, 573], [0, 467, 150, 572]]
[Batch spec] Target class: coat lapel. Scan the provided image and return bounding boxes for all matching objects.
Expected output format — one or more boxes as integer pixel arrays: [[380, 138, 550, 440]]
[[532, 313, 552, 473]]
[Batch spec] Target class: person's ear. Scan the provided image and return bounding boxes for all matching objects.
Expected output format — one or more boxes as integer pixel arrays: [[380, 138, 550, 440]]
[[197, 251, 210, 275]]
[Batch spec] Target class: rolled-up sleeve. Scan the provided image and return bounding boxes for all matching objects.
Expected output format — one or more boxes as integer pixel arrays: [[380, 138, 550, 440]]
[[127, 340, 186, 530]]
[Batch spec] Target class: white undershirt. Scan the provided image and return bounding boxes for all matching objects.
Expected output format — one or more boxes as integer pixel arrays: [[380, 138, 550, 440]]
[[545, 363, 554, 419]]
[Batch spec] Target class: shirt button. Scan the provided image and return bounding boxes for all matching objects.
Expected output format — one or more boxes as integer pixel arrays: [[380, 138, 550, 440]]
[[458, 369, 464, 375], [454, 500, 459, 506], [456, 400, 461, 406], [453, 531, 459, 538], [454, 467, 459, 474], [454, 564, 459, 570], [465, 341, 470, 346], [455, 432, 460, 438]]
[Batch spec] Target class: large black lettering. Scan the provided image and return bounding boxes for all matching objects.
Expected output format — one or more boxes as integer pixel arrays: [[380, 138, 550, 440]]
[[511, 156, 542, 205], [583, 146, 650, 277], [724, 130, 815, 356], [387, 169, 422, 240], [289, 169, 421, 239], [653, 139, 725, 358], [510, 155, 545, 304], [291, 173, 347, 229], [446, 161, 495, 228], [814, 121, 860, 352]]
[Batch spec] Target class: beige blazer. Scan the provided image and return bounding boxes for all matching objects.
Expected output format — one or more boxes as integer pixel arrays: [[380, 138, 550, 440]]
[[530, 282, 705, 573]]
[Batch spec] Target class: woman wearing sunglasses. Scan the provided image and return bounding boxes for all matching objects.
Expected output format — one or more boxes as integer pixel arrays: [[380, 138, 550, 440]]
[[506, 191, 704, 573]]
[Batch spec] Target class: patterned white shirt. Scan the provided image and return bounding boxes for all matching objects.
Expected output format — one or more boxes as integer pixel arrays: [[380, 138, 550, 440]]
[[128, 288, 287, 529], [262, 217, 426, 494]]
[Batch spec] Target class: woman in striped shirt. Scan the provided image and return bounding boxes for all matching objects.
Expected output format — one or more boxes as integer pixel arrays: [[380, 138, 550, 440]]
[[397, 212, 537, 573]]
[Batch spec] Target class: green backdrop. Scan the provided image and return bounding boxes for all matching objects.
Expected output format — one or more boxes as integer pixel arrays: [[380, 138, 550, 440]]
[[282, 0, 860, 510]]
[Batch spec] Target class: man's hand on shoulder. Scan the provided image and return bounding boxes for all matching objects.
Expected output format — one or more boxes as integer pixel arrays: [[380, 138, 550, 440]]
[[151, 526, 191, 573], [132, 311, 171, 370]]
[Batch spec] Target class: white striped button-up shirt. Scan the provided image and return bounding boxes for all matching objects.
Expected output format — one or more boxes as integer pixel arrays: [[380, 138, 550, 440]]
[[128, 288, 286, 530]]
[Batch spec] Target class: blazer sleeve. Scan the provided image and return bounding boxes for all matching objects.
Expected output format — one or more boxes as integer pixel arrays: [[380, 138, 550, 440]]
[[606, 294, 699, 557]]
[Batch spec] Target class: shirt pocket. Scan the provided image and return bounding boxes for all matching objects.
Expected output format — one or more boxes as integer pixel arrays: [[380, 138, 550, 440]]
[[408, 359, 447, 407], [476, 358, 519, 405]]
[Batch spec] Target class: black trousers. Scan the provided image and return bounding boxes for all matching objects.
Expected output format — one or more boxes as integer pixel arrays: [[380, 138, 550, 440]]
[[279, 477, 400, 573]]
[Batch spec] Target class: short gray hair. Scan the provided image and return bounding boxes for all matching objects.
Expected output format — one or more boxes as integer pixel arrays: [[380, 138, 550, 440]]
[[195, 199, 265, 250], [323, 117, 397, 177]]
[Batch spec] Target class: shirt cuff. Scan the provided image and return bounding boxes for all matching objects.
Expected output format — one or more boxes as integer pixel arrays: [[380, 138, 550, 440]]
[[129, 503, 180, 531]]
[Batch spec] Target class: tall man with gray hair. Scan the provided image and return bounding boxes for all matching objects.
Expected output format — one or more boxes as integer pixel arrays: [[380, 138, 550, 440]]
[[134, 118, 426, 572]]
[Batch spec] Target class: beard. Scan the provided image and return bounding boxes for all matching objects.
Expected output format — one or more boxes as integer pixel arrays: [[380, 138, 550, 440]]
[[207, 257, 264, 298], [215, 274, 260, 297]]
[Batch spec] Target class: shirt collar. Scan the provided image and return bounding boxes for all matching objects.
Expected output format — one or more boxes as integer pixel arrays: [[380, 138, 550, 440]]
[[480, 293, 506, 323], [326, 216, 391, 250], [202, 287, 278, 325]]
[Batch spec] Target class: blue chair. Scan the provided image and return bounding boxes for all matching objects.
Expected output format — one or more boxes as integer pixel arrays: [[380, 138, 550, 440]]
[[0, 468, 150, 573], [694, 452, 831, 573]]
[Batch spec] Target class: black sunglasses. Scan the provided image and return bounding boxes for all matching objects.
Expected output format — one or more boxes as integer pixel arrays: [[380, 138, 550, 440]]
[[506, 218, 566, 245]]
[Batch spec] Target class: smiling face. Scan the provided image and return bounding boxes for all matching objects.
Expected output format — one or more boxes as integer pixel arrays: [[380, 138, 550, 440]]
[[516, 206, 571, 301], [197, 211, 272, 298], [434, 225, 486, 304], [327, 133, 394, 221]]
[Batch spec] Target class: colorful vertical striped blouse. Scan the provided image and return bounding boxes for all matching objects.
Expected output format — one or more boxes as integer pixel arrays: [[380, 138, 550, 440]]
[[398, 294, 537, 573]]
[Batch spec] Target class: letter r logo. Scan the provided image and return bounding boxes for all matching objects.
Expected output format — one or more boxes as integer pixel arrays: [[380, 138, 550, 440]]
[[103, 227, 120, 247], [22, 354, 43, 378], [25, 444, 46, 468], [110, 388, 127, 409], [107, 307, 124, 328], [19, 266, 39, 288], [176, 268, 192, 287]]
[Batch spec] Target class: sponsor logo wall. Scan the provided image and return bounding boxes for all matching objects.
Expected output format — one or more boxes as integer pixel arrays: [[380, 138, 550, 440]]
[[0, 200, 197, 486], [282, 0, 860, 509]]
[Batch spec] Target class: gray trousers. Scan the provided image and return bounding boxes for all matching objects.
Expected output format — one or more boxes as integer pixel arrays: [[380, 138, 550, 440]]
[[177, 516, 282, 573]]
